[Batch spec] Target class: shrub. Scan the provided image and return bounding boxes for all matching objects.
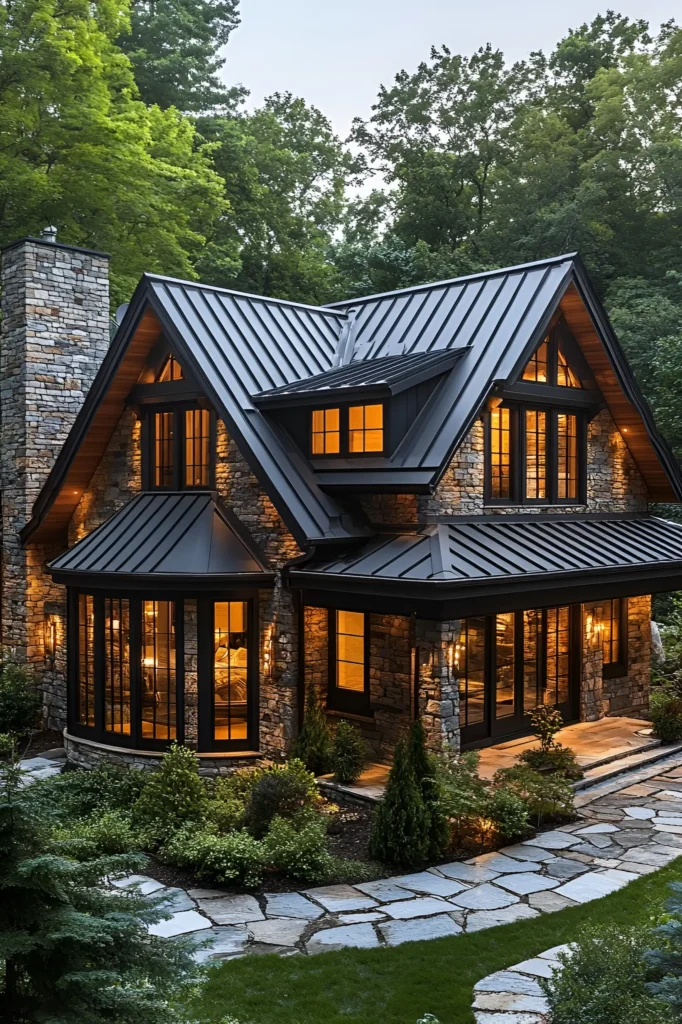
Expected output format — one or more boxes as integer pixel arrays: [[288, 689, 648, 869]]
[[519, 743, 583, 780], [529, 704, 564, 752], [331, 720, 367, 784], [436, 748, 488, 843], [409, 718, 449, 860], [30, 762, 148, 822], [163, 825, 265, 888], [244, 759, 317, 838], [650, 685, 682, 742], [493, 764, 574, 826], [0, 663, 41, 736], [264, 812, 332, 880], [133, 743, 207, 842], [369, 738, 428, 867], [647, 879, 682, 1009], [0, 733, 16, 759], [293, 684, 332, 775], [543, 925, 671, 1024], [52, 809, 146, 859], [484, 787, 532, 844]]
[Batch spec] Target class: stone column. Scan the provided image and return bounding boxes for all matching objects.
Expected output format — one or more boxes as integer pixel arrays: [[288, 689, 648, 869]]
[[0, 233, 110, 724], [581, 601, 606, 722], [415, 617, 461, 752]]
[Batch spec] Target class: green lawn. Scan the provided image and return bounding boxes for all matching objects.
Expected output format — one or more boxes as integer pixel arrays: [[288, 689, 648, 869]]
[[191, 859, 682, 1024]]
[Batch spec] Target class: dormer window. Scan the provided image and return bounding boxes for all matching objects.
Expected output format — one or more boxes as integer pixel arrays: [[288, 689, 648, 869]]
[[522, 339, 548, 383], [349, 404, 383, 453], [522, 335, 582, 388], [149, 407, 212, 490], [157, 355, 184, 382], [557, 348, 581, 388], [312, 408, 340, 454]]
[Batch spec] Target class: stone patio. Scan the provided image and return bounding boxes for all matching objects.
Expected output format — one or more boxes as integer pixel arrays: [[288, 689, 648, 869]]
[[96, 748, 682, 963]]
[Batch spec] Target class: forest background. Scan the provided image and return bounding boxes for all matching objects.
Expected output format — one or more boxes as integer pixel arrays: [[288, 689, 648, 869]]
[[1, 3, 681, 460]]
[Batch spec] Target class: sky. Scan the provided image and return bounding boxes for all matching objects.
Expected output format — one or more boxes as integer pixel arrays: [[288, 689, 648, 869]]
[[221, 1, 677, 137]]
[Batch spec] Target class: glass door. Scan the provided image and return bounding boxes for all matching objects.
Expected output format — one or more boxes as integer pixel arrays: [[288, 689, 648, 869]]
[[198, 598, 254, 751]]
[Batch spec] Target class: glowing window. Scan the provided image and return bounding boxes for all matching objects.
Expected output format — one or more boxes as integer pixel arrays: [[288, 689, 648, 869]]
[[213, 601, 248, 742], [154, 412, 174, 487], [525, 409, 547, 500], [77, 594, 95, 727], [349, 404, 383, 453], [157, 355, 184, 381], [603, 598, 625, 670], [557, 348, 581, 388], [141, 601, 176, 742], [185, 409, 210, 487], [311, 408, 340, 455], [522, 339, 548, 382], [104, 598, 130, 735], [336, 611, 366, 692], [489, 407, 511, 499], [454, 618, 486, 728], [557, 412, 578, 500]]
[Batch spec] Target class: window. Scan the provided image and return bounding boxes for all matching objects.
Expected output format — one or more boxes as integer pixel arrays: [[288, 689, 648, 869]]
[[147, 406, 215, 490], [104, 598, 130, 735], [349, 404, 383, 453], [157, 354, 184, 381], [522, 333, 583, 388], [77, 594, 95, 726], [213, 601, 248, 742], [557, 348, 581, 388], [522, 338, 548, 382], [454, 617, 486, 732], [329, 610, 369, 713], [495, 613, 516, 720], [602, 598, 627, 678], [485, 406, 585, 505], [312, 408, 340, 455], [489, 407, 511, 499], [523, 606, 570, 709], [142, 600, 176, 742]]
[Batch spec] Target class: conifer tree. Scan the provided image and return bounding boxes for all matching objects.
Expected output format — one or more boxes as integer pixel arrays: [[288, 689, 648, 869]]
[[409, 718, 450, 860], [293, 685, 332, 776], [369, 738, 428, 867]]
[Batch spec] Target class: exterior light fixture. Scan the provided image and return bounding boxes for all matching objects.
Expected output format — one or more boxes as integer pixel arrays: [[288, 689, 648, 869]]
[[263, 627, 274, 680], [44, 605, 62, 669]]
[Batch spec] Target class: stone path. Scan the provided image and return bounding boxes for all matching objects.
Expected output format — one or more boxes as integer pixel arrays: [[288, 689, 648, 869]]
[[471, 944, 568, 1023], [106, 750, 682, 964], [17, 749, 65, 786]]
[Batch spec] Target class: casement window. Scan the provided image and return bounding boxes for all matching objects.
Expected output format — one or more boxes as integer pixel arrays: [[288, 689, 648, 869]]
[[77, 594, 95, 727], [141, 600, 177, 743], [157, 354, 184, 382], [602, 598, 627, 678], [146, 406, 215, 490], [311, 408, 340, 454], [328, 609, 370, 714], [212, 601, 249, 743], [454, 617, 486, 730], [485, 406, 585, 505], [310, 404, 384, 457], [104, 598, 130, 735], [522, 334, 582, 388]]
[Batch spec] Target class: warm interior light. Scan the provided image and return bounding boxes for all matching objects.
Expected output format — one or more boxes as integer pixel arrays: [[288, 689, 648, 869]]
[[44, 613, 58, 669]]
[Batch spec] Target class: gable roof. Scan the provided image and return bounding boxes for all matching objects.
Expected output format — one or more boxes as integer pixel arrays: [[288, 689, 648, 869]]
[[22, 253, 682, 547]]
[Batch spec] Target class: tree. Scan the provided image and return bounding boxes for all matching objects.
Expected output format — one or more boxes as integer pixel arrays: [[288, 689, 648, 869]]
[[293, 684, 332, 776], [409, 718, 449, 861], [369, 738, 428, 867], [0, 0, 229, 306], [118, 0, 241, 112], [0, 757, 198, 1023], [198, 93, 356, 302]]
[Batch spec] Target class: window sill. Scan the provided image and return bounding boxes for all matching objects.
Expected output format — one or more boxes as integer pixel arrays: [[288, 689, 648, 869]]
[[63, 730, 261, 759], [326, 708, 374, 724], [482, 503, 588, 510]]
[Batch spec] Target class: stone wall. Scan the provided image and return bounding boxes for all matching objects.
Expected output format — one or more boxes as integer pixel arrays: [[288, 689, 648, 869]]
[[361, 408, 649, 525], [603, 594, 651, 719], [415, 618, 461, 752], [0, 237, 110, 727]]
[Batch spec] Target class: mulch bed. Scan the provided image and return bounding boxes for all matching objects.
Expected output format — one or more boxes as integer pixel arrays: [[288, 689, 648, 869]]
[[19, 729, 64, 758]]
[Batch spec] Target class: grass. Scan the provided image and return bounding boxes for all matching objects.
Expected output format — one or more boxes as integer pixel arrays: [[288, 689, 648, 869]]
[[191, 858, 682, 1024]]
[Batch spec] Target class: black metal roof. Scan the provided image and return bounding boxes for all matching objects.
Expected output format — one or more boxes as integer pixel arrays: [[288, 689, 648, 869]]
[[254, 349, 464, 406], [48, 492, 274, 587], [289, 516, 682, 616]]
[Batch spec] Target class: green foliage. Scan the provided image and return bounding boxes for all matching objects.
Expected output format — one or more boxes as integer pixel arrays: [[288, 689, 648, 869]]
[[485, 788, 532, 844], [493, 764, 574, 826], [0, 663, 41, 737], [331, 721, 367, 784], [163, 825, 265, 888], [519, 744, 583, 780], [543, 925, 672, 1024], [118, 0, 241, 111], [293, 685, 333, 776], [647, 879, 682, 1010], [369, 739, 428, 867], [409, 719, 449, 860], [0, 733, 17, 759], [30, 762, 148, 822], [529, 705, 564, 753], [0, 756, 200, 1023], [263, 812, 332, 881], [52, 808, 147, 859], [244, 759, 317, 838], [650, 685, 682, 742], [436, 749, 488, 839], [133, 743, 207, 842]]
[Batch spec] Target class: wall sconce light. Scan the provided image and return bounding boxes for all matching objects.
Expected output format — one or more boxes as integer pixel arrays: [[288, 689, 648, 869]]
[[487, 395, 503, 411], [44, 605, 62, 670], [585, 609, 603, 651], [263, 627, 274, 680]]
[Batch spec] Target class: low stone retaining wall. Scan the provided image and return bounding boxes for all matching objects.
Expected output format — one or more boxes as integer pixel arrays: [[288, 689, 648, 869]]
[[64, 732, 262, 775]]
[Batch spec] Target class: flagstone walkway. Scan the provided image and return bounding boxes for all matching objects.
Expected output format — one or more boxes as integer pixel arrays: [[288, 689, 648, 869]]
[[106, 750, 682, 963]]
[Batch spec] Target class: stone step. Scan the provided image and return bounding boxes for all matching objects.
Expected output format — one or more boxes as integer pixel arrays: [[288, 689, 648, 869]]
[[573, 740, 682, 791]]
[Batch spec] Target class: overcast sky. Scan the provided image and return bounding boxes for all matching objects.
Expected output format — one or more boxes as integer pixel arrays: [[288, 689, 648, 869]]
[[221, 1, 677, 136]]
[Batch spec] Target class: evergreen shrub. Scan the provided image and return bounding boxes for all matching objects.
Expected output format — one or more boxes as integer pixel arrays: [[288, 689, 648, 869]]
[[369, 738, 428, 867], [331, 720, 367, 784], [245, 759, 317, 837], [133, 743, 207, 842], [409, 718, 449, 859], [650, 685, 682, 742], [293, 684, 332, 775], [0, 664, 40, 736], [263, 812, 332, 880]]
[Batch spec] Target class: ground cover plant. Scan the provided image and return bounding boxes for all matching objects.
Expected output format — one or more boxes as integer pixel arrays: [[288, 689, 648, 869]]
[[190, 860, 682, 1024], [518, 707, 583, 780]]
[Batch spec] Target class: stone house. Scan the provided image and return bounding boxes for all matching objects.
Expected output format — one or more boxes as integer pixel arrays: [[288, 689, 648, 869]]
[[3, 232, 682, 772]]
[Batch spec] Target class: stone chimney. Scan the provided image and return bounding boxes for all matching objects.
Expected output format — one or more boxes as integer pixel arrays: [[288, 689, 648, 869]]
[[0, 232, 110, 720]]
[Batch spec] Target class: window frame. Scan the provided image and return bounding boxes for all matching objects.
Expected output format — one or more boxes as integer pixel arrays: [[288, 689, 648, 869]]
[[484, 404, 587, 506], [309, 402, 386, 459], [142, 404, 217, 491], [197, 597, 258, 752], [327, 609, 372, 716], [602, 597, 628, 679], [522, 329, 584, 390]]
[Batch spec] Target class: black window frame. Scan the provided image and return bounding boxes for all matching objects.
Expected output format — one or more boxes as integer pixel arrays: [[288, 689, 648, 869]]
[[484, 404, 587, 506], [309, 402, 386, 459], [142, 403, 217, 492], [327, 608, 372, 716], [602, 597, 628, 679]]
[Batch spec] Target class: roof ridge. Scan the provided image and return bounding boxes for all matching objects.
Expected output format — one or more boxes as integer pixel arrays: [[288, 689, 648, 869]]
[[326, 253, 579, 308], [143, 273, 348, 319]]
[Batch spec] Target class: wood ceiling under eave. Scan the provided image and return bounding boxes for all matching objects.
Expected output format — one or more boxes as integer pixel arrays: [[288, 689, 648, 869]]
[[559, 282, 677, 502], [32, 308, 163, 542]]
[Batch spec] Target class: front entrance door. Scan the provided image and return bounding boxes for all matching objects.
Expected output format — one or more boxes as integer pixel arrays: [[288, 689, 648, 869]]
[[458, 605, 580, 747]]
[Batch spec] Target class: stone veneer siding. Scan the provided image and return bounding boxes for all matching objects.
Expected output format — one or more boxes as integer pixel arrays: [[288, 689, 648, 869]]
[[0, 238, 110, 727]]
